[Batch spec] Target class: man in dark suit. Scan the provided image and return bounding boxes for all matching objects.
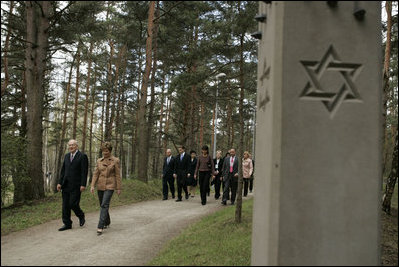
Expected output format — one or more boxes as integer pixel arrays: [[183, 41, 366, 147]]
[[162, 148, 176, 200], [57, 139, 89, 231], [173, 145, 190, 202], [221, 148, 239, 205]]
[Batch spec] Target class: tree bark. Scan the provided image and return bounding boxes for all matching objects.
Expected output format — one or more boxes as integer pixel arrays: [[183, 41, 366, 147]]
[[25, 1, 51, 200], [200, 102, 204, 148], [72, 42, 81, 139], [137, 1, 156, 183], [104, 40, 114, 141], [88, 70, 97, 184], [148, 1, 160, 178], [382, 130, 398, 214], [1, 0, 14, 98], [13, 71, 27, 203], [53, 52, 77, 193], [131, 48, 144, 177], [82, 40, 94, 153], [382, 1, 393, 177], [235, 27, 245, 223], [156, 75, 166, 177]]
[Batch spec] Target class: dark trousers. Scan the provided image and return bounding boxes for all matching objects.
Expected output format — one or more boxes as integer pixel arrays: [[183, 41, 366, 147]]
[[214, 175, 222, 199], [199, 171, 211, 204], [176, 171, 188, 200], [97, 190, 114, 228], [62, 189, 84, 227], [162, 175, 175, 199], [222, 173, 238, 203], [222, 180, 230, 200], [243, 178, 249, 196], [249, 177, 254, 192]]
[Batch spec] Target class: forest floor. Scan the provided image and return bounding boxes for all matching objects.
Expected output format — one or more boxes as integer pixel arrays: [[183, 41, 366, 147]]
[[381, 207, 398, 266], [1, 191, 397, 266], [1, 194, 226, 266]]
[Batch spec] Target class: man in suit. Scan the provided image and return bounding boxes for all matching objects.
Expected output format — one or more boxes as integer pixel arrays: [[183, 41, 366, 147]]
[[162, 148, 176, 200], [221, 148, 239, 205], [57, 139, 89, 231], [173, 145, 190, 202]]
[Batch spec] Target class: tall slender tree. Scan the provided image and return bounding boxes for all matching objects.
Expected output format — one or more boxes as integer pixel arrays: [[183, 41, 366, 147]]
[[24, 1, 52, 199], [137, 1, 156, 182]]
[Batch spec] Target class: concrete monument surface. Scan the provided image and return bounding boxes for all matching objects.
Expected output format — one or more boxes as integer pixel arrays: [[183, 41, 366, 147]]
[[251, 2, 382, 265]]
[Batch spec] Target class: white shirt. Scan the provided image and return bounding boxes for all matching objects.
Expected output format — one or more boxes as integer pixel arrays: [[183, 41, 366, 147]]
[[71, 150, 78, 158], [215, 159, 220, 169]]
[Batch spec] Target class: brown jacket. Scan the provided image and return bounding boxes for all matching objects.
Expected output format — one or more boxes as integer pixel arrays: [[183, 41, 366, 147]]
[[91, 156, 122, 190]]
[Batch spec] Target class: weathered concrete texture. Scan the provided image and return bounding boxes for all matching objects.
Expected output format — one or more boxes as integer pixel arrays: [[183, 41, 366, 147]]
[[252, 1, 381, 266], [1, 196, 227, 266]]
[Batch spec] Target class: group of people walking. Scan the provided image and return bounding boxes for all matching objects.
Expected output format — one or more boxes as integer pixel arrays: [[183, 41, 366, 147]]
[[162, 145, 254, 206], [57, 139, 254, 237], [57, 139, 121, 235]]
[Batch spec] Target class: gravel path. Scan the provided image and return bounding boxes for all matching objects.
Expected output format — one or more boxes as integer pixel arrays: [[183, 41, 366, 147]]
[[1, 194, 232, 266]]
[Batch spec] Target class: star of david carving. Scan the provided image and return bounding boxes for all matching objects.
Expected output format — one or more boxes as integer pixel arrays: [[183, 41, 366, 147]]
[[299, 45, 363, 118]]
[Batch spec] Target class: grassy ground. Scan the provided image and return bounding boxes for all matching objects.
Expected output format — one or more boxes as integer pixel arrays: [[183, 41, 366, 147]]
[[381, 182, 398, 266], [1, 179, 163, 236], [149, 183, 398, 266], [148, 198, 253, 266]]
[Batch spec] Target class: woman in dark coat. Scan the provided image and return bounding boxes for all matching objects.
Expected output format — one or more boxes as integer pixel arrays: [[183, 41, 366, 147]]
[[213, 150, 224, 200], [187, 150, 198, 198]]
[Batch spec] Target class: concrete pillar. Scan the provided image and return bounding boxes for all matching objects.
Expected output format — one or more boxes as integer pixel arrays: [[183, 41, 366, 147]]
[[251, 2, 382, 265]]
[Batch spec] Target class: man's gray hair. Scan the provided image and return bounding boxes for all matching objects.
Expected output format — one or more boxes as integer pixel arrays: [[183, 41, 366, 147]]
[[68, 139, 79, 147]]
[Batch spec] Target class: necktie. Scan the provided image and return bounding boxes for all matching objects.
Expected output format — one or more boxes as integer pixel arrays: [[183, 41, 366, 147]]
[[180, 154, 183, 161], [230, 157, 234, 173], [70, 153, 74, 162], [167, 157, 170, 165]]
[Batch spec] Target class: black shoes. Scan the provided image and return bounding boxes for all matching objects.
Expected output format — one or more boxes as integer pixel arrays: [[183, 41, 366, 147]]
[[162, 197, 168, 200], [97, 228, 103, 235], [175, 199, 182, 202], [185, 194, 189, 200], [79, 216, 85, 227], [221, 201, 227, 205], [58, 225, 72, 231]]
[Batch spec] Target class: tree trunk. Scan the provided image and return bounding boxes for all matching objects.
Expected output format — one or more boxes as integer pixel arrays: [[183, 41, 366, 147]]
[[157, 76, 166, 177], [148, 1, 160, 178], [200, 102, 204, 148], [382, 1, 392, 177], [25, 1, 51, 200], [163, 98, 171, 153], [108, 45, 126, 142], [100, 87, 105, 143], [227, 80, 233, 148], [131, 48, 143, 177], [82, 40, 94, 153], [104, 40, 114, 141], [137, 1, 156, 183], [72, 42, 81, 139], [120, 80, 127, 179], [382, 130, 398, 214], [1, 0, 14, 98], [13, 71, 27, 203], [53, 52, 77, 193], [88, 69, 97, 184], [235, 28, 245, 223]]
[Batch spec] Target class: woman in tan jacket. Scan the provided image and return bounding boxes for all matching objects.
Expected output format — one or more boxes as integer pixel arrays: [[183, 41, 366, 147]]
[[242, 151, 253, 197], [90, 142, 121, 235]]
